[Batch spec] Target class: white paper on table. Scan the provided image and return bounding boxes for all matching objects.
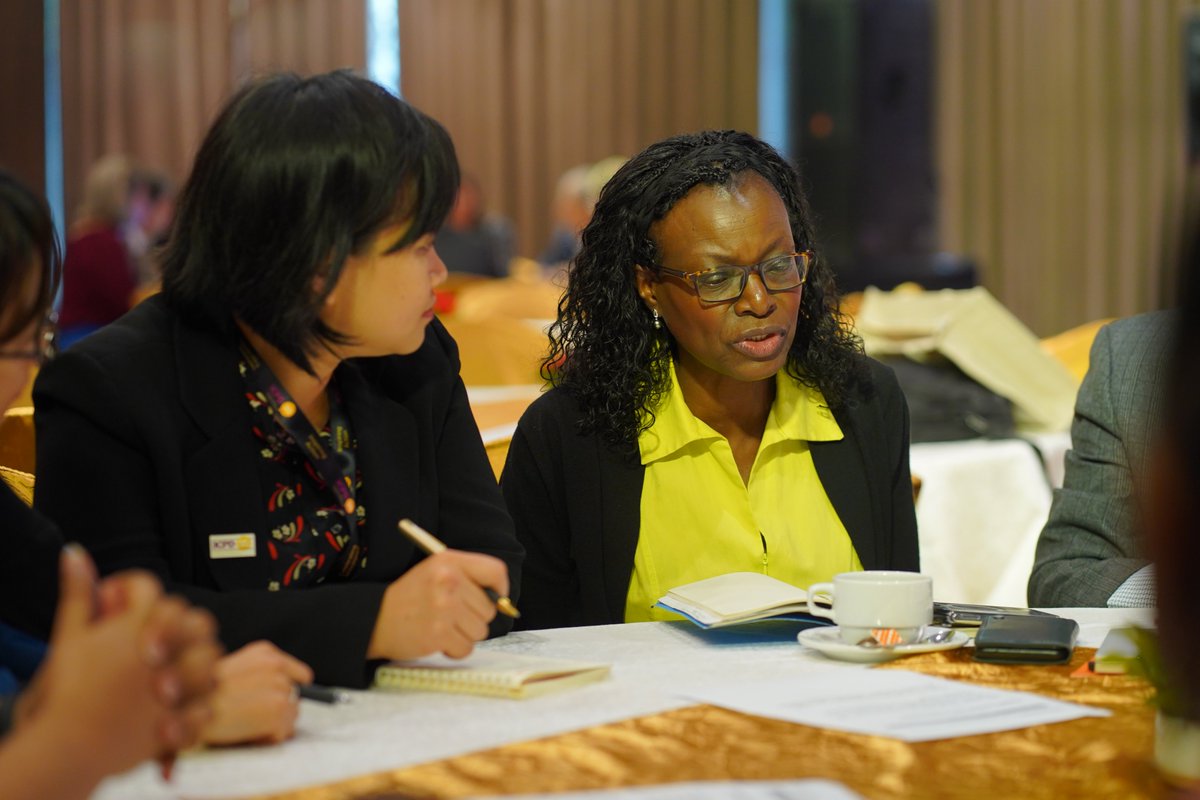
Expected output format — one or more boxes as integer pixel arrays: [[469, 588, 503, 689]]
[[474, 779, 862, 800], [685, 669, 1110, 742]]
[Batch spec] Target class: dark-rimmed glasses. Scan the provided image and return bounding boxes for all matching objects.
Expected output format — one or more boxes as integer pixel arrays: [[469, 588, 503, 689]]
[[653, 251, 813, 303], [0, 324, 58, 365]]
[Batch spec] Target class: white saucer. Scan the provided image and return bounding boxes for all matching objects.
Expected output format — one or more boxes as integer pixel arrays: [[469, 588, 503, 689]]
[[797, 626, 970, 663]]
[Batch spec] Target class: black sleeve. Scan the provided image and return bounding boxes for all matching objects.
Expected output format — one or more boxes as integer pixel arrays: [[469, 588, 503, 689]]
[[1028, 323, 1146, 606], [500, 396, 581, 630], [871, 359, 921, 571], [425, 324, 524, 637], [0, 483, 61, 640]]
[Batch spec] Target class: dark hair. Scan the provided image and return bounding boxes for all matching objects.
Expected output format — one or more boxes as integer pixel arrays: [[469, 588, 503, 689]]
[[0, 171, 61, 342], [161, 70, 459, 372], [545, 130, 866, 450]]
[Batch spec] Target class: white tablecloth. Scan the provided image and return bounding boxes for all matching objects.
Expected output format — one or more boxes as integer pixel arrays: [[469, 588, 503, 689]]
[[92, 607, 1145, 800], [911, 433, 1070, 607]]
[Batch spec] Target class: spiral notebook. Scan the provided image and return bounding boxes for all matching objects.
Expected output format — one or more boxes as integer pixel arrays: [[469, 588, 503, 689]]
[[373, 651, 611, 699]]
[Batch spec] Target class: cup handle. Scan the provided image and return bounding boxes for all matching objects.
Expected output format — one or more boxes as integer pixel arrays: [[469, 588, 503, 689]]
[[806, 583, 835, 621]]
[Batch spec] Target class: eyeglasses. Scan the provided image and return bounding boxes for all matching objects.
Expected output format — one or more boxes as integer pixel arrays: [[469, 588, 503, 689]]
[[0, 324, 58, 365], [653, 251, 813, 303]]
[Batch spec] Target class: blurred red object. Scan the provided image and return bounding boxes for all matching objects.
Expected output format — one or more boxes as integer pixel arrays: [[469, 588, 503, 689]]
[[434, 289, 456, 314]]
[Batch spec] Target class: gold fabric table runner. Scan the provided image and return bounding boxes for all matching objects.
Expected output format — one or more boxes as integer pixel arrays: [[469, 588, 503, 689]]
[[261, 647, 1165, 800]]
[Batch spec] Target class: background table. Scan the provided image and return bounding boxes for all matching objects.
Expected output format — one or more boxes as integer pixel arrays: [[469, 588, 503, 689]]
[[911, 432, 1070, 606], [93, 609, 1158, 800]]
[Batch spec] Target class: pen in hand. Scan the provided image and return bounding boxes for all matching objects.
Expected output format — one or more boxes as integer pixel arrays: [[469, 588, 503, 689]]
[[397, 519, 520, 619]]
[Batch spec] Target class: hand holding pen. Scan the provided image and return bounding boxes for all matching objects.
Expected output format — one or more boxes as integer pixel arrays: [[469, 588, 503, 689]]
[[397, 519, 520, 619], [363, 521, 517, 662]]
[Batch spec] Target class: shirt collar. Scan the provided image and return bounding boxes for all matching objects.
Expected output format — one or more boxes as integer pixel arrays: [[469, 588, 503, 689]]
[[638, 359, 843, 466]]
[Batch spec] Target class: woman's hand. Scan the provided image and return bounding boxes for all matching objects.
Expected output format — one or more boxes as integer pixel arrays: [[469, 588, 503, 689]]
[[202, 641, 312, 746], [367, 550, 508, 661], [3, 546, 221, 797]]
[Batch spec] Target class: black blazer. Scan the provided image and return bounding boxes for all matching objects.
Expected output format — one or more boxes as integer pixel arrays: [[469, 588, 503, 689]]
[[0, 482, 61, 639], [33, 295, 523, 687], [500, 357, 919, 629]]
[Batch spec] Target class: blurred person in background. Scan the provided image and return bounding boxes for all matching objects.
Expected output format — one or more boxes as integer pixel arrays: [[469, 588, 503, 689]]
[[58, 154, 139, 348], [539, 156, 626, 282], [124, 167, 176, 288], [434, 173, 514, 278], [538, 164, 590, 268]]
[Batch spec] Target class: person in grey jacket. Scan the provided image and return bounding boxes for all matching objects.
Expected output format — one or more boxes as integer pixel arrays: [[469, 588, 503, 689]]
[[1027, 311, 1172, 607]]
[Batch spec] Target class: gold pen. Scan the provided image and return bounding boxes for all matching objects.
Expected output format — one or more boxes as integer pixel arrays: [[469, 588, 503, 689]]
[[397, 518, 520, 619]]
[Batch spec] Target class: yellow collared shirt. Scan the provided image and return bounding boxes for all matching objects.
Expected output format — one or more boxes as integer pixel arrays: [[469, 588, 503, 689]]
[[625, 361, 863, 622]]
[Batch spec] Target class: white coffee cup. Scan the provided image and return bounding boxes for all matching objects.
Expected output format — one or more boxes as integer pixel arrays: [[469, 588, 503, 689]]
[[805, 571, 933, 645]]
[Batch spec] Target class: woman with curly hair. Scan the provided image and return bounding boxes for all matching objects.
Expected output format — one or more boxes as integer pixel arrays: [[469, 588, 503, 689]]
[[501, 130, 918, 629]]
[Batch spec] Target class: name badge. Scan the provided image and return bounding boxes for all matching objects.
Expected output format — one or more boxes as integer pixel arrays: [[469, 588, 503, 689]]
[[209, 532, 257, 559]]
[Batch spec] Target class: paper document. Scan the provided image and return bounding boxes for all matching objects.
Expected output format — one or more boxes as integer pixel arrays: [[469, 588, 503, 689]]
[[686, 669, 1109, 742], [474, 779, 862, 799]]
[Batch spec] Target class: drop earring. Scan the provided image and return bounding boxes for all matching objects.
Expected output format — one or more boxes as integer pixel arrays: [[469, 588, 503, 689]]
[[652, 309, 662, 330]]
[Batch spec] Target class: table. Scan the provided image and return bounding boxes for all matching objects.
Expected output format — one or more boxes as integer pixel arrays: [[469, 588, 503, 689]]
[[93, 609, 1161, 800], [911, 432, 1070, 607], [467, 384, 543, 445]]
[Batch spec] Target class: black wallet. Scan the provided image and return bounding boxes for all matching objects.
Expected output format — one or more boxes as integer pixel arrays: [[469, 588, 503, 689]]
[[972, 614, 1079, 664]]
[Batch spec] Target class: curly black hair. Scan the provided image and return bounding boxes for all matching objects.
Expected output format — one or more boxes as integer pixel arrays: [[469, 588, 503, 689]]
[[545, 130, 866, 451]]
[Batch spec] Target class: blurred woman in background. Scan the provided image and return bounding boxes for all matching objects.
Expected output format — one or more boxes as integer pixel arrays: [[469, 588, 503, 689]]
[[58, 154, 138, 348]]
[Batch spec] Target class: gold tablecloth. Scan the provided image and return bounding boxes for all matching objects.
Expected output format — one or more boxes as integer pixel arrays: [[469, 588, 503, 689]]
[[262, 648, 1165, 800]]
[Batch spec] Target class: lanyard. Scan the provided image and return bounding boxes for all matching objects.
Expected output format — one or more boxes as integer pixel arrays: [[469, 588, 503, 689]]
[[239, 341, 362, 576]]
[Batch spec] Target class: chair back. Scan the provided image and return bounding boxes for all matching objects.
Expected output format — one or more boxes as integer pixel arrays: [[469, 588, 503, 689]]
[[1040, 318, 1115, 385], [453, 278, 563, 323], [441, 316, 548, 386], [0, 406, 36, 475], [0, 465, 34, 506]]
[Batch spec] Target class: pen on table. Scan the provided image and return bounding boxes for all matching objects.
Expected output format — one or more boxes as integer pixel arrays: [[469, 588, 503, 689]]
[[298, 684, 351, 704], [397, 518, 521, 619]]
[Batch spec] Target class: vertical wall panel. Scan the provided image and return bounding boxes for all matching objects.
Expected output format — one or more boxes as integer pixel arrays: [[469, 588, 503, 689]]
[[936, 0, 1198, 334], [398, 0, 759, 260], [60, 0, 361, 224], [0, 0, 47, 193]]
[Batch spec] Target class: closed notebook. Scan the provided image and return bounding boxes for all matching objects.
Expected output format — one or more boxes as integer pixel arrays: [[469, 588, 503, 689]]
[[655, 572, 823, 629], [373, 651, 611, 699]]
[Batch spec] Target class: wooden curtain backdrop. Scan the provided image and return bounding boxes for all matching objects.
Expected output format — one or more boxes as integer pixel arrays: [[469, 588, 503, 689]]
[[936, 0, 1200, 336], [397, 0, 760, 262], [55, 0, 1195, 334], [58, 0, 364, 226]]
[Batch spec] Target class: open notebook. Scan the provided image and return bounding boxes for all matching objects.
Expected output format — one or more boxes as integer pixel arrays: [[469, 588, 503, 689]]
[[655, 572, 827, 629], [374, 651, 611, 699]]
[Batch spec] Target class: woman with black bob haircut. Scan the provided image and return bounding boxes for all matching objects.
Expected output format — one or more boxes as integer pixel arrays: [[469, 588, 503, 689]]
[[33, 71, 524, 688], [502, 130, 917, 629]]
